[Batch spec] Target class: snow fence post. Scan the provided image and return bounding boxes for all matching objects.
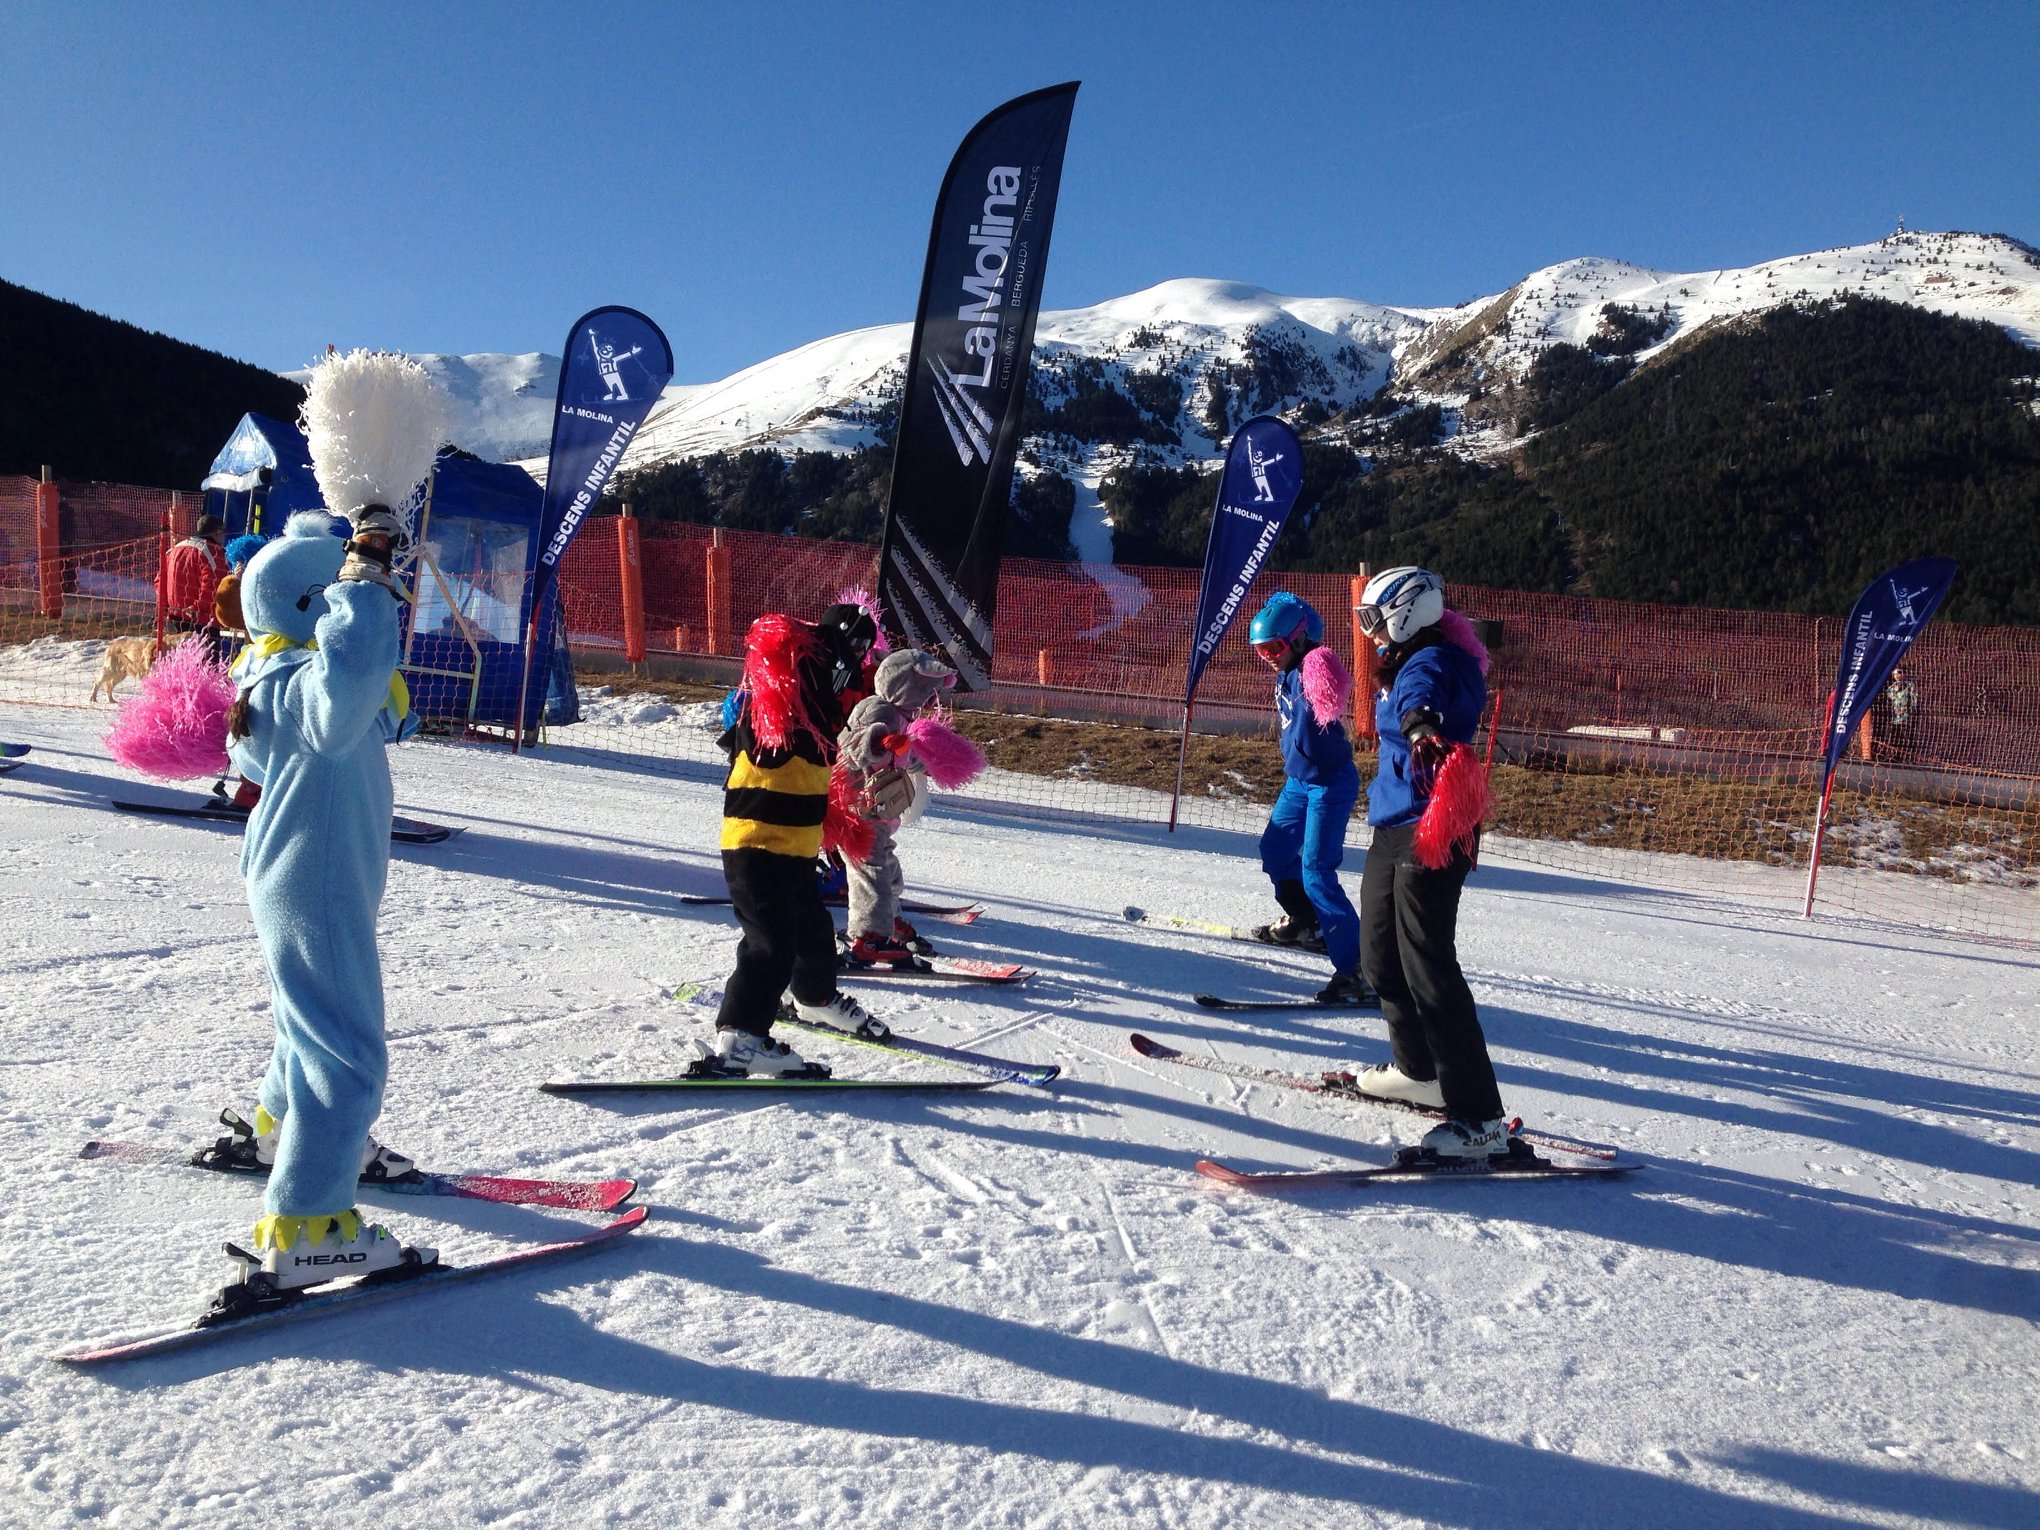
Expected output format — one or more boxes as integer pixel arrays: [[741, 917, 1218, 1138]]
[[705, 529, 732, 656], [1350, 570, 1376, 738], [618, 506, 646, 666], [34, 467, 61, 620]]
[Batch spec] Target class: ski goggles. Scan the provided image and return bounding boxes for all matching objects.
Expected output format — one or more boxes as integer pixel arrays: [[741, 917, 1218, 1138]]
[[1252, 636, 1291, 660], [1355, 604, 1388, 637]]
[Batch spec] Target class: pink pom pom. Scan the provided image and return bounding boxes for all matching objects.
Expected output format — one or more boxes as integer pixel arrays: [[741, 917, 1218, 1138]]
[[823, 765, 878, 863], [1413, 743, 1493, 870], [1300, 646, 1352, 727], [104, 639, 235, 780], [1435, 609, 1491, 676], [905, 715, 986, 789]]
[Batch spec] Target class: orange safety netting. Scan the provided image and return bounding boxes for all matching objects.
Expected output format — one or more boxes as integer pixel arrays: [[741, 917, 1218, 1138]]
[[0, 533, 169, 710], [548, 519, 2040, 944], [4, 484, 2033, 943]]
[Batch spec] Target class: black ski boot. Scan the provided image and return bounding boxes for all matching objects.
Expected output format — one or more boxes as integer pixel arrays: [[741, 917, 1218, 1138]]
[[1252, 879, 1325, 952]]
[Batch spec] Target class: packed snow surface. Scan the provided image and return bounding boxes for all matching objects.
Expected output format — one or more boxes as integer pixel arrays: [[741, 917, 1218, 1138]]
[[3, 702, 2037, 1527]]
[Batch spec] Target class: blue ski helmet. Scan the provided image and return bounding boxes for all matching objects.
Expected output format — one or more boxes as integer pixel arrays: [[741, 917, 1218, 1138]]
[[1248, 592, 1323, 649]]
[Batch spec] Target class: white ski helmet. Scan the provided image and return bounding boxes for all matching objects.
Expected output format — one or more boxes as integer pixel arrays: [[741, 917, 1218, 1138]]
[[1356, 566, 1445, 645]]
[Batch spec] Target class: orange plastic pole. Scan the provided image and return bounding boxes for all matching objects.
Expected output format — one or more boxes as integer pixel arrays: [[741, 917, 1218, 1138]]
[[705, 533, 733, 655], [1349, 571, 1377, 737], [1485, 687, 1503, 769], [153, 512, 171, 650], [1036, 648, 1053, 687], [617, 511, 646, 664], [34, 473, 61, 619]]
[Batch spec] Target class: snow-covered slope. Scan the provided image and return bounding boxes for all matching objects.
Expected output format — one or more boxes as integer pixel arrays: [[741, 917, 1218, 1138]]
[[4, 699, 2037, 1525], [409, 230, 2038, 475]]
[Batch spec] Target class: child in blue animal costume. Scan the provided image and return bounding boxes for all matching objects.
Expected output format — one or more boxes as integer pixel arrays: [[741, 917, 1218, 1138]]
[[1247, 592, 1375, 1007], [211, 350, 448, 1300]]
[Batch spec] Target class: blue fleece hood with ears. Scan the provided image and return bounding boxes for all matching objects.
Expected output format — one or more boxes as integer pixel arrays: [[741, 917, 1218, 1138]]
[[240, 512, 348, 644]]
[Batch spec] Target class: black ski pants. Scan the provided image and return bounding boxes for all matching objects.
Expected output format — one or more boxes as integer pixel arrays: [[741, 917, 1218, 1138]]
[[717, 848, 839, 1037], [1358, 821, 1505, 1123]]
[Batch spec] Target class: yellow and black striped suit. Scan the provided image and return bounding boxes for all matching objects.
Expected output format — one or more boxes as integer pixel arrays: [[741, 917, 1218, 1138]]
[[716, 670, 847, 1036]]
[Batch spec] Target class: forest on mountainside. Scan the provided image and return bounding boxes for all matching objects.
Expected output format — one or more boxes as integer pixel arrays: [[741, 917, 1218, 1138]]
[[1104, 297, 2040, 625], [0, 278, 304, 487]]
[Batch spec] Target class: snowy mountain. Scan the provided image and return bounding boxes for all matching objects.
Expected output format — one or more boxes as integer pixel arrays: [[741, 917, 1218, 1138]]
[[1395, 230, 2040, 443], [406, 230, 2039, 474]]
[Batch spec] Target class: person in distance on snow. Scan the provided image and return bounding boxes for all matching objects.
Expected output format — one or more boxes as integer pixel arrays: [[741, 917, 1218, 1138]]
[[705, 601, 892, 1076], [215, 350, 449, 1296], [1247, 592, 1374, 1006], [1349, 565, 1510, 1160]]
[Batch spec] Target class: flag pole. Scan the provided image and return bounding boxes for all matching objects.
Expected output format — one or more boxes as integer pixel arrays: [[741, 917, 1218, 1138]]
[[1169, 696, 1195, 832], [1800, 691, 1838, 918]]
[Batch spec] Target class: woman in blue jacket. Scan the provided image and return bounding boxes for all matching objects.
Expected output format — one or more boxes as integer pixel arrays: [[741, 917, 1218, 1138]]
[[1349, 566, 1509, 1159]]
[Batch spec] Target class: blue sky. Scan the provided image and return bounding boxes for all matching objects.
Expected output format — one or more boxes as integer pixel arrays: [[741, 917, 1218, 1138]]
[[3, 1, 2033, 380]]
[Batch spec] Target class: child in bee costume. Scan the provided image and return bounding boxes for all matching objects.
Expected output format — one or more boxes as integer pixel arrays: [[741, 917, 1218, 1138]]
[[211, 351, 449, 1302], [835, 649, 983, 965], [703, 602, 888, 1074]]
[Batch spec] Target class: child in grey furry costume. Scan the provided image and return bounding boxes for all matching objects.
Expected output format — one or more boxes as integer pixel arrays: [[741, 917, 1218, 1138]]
[[835, 649, 962, 964]]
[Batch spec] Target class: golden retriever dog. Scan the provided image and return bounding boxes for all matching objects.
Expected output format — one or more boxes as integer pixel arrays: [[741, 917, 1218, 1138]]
[[90, 635, 170, 702]]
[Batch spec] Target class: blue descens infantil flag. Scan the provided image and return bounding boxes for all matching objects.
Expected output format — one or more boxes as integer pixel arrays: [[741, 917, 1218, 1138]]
[[878, 83, 1080, 691], [533, 307, 675, 611], [1820, 557, 1958, 786], [1184, 416, 1304, 702]]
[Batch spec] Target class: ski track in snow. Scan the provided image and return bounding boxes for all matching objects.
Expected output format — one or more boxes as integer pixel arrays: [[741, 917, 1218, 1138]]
[[2, 702, 2037, 1528]]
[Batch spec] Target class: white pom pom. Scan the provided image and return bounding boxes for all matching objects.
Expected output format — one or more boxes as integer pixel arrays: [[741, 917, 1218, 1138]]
[[300, 350, 451, 528]]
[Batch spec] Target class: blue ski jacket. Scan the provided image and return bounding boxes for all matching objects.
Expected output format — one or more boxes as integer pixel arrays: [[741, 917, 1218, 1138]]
[[1368, 636, 1486, 828], [1275, 664, 1358, 788]]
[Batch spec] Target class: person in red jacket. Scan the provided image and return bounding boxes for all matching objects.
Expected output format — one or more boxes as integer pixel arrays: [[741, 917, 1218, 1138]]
[[164, 515, 229, 661]]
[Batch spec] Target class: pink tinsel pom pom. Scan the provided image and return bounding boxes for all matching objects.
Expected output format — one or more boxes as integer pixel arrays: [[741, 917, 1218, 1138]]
[[104, 639, 234, 780], [1413, 744, 1493, 870], [1435, 609, 1491, 676], [1300, 646, 1352, 727], [905, 716, 986, 789], [836, 584, 891, 654], [823, 765, 878, 863]]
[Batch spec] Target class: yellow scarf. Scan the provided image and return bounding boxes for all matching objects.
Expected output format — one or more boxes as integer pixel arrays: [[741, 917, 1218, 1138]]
[[234, 634, 410, 721]]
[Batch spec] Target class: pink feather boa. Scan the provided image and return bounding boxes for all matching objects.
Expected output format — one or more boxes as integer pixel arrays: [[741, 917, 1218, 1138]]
[[104, 639, 235, 780], [1413, 743, 1493, 869], [904, 715, 986, 789], [1299, 646, 1352, 727], [1435, 609, 1491, 676]]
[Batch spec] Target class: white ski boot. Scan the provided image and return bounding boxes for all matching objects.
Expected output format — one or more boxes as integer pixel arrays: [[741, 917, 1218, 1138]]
[[695, 1029, 830, 1079], [1418, 1117, 1511, 1160], [232, 1209, 436, 1292], [1351, 1063, 1445, 1110], [794, 990, 889, 1041]]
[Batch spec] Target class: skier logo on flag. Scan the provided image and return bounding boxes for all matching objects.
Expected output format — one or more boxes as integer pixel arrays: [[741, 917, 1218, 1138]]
[[1890, 576, 1935, 628], [590, 329, 645, 402], [1246, 437, 1287, 503]]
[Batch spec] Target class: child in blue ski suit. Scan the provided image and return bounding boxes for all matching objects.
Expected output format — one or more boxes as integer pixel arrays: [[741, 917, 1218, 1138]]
[[224, 509, 428, 1286], [1248, 592, 1373, 1006]]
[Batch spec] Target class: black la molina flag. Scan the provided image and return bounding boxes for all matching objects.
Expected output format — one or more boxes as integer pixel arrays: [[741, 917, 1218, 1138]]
[[878, 82, 1079, 690]]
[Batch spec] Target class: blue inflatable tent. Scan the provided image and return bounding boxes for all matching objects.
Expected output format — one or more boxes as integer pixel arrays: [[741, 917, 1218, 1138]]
[[201, 414, 323, 536], [405, 451, 579, 729]]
